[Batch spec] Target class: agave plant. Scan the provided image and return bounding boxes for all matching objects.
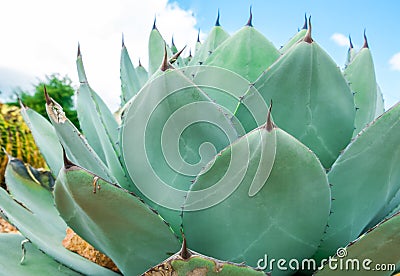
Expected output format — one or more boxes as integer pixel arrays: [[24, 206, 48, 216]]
[[0, 12, 399, 276]]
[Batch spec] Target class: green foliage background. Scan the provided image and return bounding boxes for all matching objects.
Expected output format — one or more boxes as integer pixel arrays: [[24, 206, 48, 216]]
[[7, 74, 80, 129]]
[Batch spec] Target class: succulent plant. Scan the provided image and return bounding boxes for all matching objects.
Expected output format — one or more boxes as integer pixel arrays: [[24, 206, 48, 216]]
[[0, 103, 46, 187], [0, 12, 399, 276]]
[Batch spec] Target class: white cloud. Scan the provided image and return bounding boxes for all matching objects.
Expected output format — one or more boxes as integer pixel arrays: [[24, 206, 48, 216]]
[[0, 0, 199, 111], [330, 33, 349, 47], [389, 53, 400, 71]]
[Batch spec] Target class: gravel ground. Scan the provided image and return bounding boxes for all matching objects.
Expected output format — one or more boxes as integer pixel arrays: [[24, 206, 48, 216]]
[[0, 217, 18, 233]]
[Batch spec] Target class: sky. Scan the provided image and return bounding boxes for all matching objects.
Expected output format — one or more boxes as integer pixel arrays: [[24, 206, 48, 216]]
[[0, 0, 399, 112]]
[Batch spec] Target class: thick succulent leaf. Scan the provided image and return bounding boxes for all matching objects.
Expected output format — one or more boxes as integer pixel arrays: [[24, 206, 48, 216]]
[[183, 126, 331, 276], [375, 84, 385, 118], [136, 62, 149, 88], [54, 164, 181, 275], [178, 65, 268, 121], [344, 47, 377, 136], [316, 212, 400, 276], [205, 26, 280, 82], [148, 27, 172, 77], [45, 93, 114, 183], [189, 25, 229, 66], [279, 29, 307, 53], [316, 102, 400, 259], [121, 68, 239, 234], [0, 233, 81, 275], [0, 157, 117, 275], [120, 42, 142, 105], [76, 54, 133, 190], [20, 106, 63, 176], [236, 40, 356, 168], [345, 47, 357, 68]]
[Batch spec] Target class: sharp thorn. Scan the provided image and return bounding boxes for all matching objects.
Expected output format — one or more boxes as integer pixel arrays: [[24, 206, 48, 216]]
[[302, 13, 308, 29], [179, 231, 192, 260], [349, 35, 353, 49], [152, 16, 157, 30], [44, 86, 52, 105], [265, 100, 275, 132], [215, 9, 220, 26], [77, 42, 81, 57], [304, 16, 313, 43], [363, 29, 369, 48], [246, 6, 253, 27]]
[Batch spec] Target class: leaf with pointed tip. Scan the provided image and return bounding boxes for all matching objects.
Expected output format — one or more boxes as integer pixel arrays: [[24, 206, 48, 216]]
[[316, 212, 400, 276], [148, 28, 172, 76], [121, 68, 239, 234], [195, 34, 201, 53], [205, 26, 280, 82], [45, 94, 114, 183], [279, 29, 307, 53], [120, 44, 142, 105], [54, 164, 181, 275], [20, 106, 63, 176], [345, 46, 357, 68], [183, 126, 330, 276], [315, 102, 400, 259], [189, 25, 229, 66], [136, 62, 149, 88], [344, 47, 377, 137], [0, 157, 117, 275], [76, 55, 133, 190], [236, 40, 356, 168], [0, 234, 82, 275], [170, 39, 178, 54]]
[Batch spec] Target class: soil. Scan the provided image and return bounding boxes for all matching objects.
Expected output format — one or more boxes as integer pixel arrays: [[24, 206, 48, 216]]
[[0, 217, 18, 233]]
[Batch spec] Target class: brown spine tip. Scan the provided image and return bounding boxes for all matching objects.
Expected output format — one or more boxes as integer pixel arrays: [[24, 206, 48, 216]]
[[246, 6, 253, 27], [363, 29, 369, 48], [77, 43, 81, 57], [138, 58, 142, 67], [122, 33, 125, 48], [265, 100, 275, 132], [189, 49, 192, 58], [215, 9, 221, 26], [303, 16, 313, 43], [44, 86, 52, 105], [349, 35, 354, 49], [62, 146, 75, 170], [179, 232, 192, 260], [170, 45, 187, 64], [302, 13, 308, 30], [161, 44, 169, 71]]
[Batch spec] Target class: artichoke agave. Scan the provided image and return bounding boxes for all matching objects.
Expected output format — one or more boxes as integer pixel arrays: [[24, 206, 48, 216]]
[[0, 12, 399, 276]]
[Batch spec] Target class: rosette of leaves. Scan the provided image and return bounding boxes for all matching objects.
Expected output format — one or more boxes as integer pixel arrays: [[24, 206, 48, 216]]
[[0, 12, 398, 276]]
